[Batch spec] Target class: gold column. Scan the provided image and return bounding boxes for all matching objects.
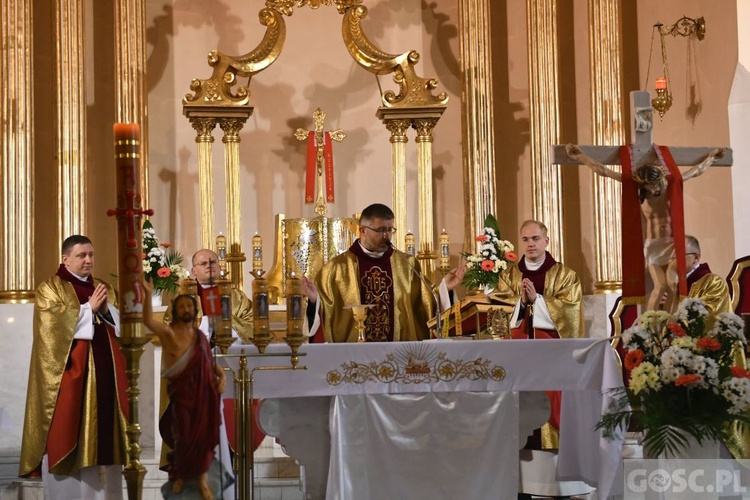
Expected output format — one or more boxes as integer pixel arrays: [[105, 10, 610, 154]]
[[385, 119, 410, 250], [0, 0, 35, 302], [220, 117, 248, 289], [589, 0, 624, 292], [458, 0, 497, 250], [414, 118, 438, 277], [56, 0, 86, 238], [526, 0, 564, 261], [114, 0, 149, 208], [188, 117, 216, 250]]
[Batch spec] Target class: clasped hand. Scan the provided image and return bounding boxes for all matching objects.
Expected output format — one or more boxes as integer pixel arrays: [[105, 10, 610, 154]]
[[88, 283, 109, 314], [521, 278, 537, 305]]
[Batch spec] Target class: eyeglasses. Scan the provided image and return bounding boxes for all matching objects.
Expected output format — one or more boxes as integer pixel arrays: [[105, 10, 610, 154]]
[[361, 225, 397, 236], [194, 259, 219, 267]]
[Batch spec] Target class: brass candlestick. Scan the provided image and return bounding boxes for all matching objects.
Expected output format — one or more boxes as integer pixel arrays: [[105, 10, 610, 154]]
[[285, 272, 305, 366], [250, 269, 271, 354], [346, 304, 373, 343], [213, 275, 234, 354]]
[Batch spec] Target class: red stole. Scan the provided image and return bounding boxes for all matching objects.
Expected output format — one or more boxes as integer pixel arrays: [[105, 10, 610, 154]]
[[620, 145, 688, 302], [511, 252, 559, 340], [687, 262, 712, 289], [349, 241, 396, 342], [47, 265, 129, 469]]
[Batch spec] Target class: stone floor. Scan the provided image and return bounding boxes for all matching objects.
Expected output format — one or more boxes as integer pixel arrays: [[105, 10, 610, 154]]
[[0, 438, 305, 500]]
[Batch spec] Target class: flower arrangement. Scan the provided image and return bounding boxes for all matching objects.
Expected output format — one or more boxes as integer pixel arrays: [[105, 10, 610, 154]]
[[598, 299, 750, 456], [461, 214, 517, 292], [142, 220, 189, 295]]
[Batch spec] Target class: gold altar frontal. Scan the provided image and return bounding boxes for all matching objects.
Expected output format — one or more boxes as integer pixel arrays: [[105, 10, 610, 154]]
[[429, 293, 514, 339]]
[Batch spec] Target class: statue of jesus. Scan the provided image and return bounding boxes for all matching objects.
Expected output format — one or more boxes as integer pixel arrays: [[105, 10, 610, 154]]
[[564, 143, 723, 311]]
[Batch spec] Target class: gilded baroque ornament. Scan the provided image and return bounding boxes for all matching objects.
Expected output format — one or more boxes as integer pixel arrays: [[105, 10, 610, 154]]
[[326, 344, 506, 386]]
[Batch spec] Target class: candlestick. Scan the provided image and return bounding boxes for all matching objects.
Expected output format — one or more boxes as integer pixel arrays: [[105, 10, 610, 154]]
[[251, 276, 271, 353], [655, 77, 667, 90], [216, 233, 228, 277], [285, 272, 305, 366], [439, 229, 450, 273], [107, 122, 151, 499], [213, 277, 234, 353], [252, 232, 263, 273], [405, 231, 416, 256]]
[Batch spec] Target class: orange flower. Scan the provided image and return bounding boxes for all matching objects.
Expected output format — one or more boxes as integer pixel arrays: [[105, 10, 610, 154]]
[[161, 242, 172, 248], [696, 337, 722, 351], [675, 374, 701, 387], [667, 322, 686, 337], [475, 234, 488, 242], [731, 366, 750, 379], [481, 259, 495, 271], [506, 251, 517, 261], [157, 267, 171, 278], [624, 349, 644, 370]]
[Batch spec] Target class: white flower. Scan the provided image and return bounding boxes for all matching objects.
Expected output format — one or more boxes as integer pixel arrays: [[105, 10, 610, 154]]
[[143, 261, 152, 274], [712, 313, 746, 344], [721, 377, 750, 415], [675, 298, 708, 323]]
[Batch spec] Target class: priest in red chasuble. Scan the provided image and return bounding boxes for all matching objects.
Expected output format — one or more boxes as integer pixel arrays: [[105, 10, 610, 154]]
[[491, 220, 582, 449], [19, 235, 129, 498], [303, 203, 464, 343]]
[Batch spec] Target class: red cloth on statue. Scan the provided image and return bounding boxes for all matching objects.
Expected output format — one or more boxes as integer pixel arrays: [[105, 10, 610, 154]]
[[222, 399, 265, 454], [47, 265, 129, 469], [160, 329, 221, 481]]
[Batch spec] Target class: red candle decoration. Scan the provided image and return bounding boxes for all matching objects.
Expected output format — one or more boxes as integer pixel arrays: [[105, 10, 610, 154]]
[[655, 77, 667, 91], [108, 122, 153, 321]]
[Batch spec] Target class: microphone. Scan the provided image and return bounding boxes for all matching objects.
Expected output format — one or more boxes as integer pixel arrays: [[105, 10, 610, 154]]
[[387, 242, 444, 338]]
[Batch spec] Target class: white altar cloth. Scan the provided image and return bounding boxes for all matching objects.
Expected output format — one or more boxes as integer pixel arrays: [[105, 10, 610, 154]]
[[226, 338, 625, 498]]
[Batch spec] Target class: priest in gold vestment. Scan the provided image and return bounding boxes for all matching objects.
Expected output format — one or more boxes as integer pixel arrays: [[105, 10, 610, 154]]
[[491, 220, 582, 450], [304, 203, 462, 342], [685, 235, 731, 321], [19, 235, 129, 499]]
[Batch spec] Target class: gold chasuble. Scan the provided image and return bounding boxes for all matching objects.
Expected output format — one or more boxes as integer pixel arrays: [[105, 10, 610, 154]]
[[491, 253, 582, 339], [687, 263, 731, 323], [19, 272, 129, 477], [490, 252, 581, 450], [315, 241, 435, 342]]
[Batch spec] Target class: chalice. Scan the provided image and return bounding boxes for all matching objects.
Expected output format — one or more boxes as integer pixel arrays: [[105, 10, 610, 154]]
[[345, 304, 373, 343]]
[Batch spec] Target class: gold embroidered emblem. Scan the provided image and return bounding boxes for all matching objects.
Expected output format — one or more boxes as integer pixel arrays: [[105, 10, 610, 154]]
[[326, 343, 506, 385], [361, 266, 392, 341]]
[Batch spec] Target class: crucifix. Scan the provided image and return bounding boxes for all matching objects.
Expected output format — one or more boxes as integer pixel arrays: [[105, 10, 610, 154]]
[[552, 90, 732, 312], [294, 108, 346, 216]]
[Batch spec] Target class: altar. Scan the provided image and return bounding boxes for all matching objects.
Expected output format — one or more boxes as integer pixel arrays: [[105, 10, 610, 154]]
[[224, 338, 625, 499]]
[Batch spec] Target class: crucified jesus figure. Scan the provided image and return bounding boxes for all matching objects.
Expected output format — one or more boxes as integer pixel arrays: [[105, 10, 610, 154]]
[[564, 143, 723, 312]]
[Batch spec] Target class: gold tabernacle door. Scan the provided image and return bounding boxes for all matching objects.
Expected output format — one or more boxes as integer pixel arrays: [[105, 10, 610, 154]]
[[428, 292, 515, 339]]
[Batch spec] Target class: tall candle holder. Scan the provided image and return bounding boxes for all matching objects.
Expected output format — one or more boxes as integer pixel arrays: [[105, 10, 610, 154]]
[[213, 276, 234, 354], [439, 229, 450, 273], [107, 122, 153, 500], [216, 233, 228, 277], [405, 231, 416, 256], [252, 232, 263, 274], [285, 272, 305, 366], [250, 269, 271, 354]]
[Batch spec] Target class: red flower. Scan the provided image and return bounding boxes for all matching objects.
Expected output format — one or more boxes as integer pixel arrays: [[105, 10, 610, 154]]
[[624, 349, 644, 370], [475, 234, 488, 242], [161, 242, 172, 248], [506, 251, 517, 261], [667, 322, 686, 337], [157, 267, 171, 278], [731, 366, 750, 379], [481, 260, 495, 271], [674, 374, 701, 387], [696, 337, 722, 351]]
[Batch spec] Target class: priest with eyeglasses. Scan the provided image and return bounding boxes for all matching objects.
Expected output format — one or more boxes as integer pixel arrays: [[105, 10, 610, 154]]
[[302, 203, 464, 342]]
